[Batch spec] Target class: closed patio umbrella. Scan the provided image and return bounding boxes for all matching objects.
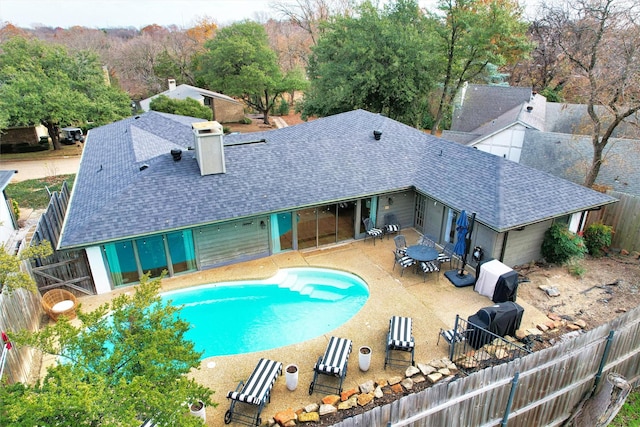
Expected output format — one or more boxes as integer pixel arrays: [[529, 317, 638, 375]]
[[453, 210, 469, 258], [445, 211, 476, 287]]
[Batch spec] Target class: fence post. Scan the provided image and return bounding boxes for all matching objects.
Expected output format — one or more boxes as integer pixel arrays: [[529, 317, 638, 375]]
[[501, 371, 519, 427], [450, 315, 460, 361], [593, 330, 615, 391]]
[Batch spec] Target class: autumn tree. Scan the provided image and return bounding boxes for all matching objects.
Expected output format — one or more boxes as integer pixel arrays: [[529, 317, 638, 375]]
[[429, 0, 532, 133], [539, 0, 640, 188], [0, 37, 131, 149], [271, 0, 358, 46], [196, 21, 307, 125], [302, 0, 439, 127], [1, 275, 214, 426]]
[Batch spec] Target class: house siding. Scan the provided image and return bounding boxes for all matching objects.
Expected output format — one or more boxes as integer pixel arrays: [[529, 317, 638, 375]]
[[375, 191, 415, 232], [195, 218, 270, 269], [475, 124, 526, 162], [211, 98, 245, 123], [502, 220, 551, 267]]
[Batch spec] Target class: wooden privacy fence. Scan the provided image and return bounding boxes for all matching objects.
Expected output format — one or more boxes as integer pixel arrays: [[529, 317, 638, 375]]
[[586, 190, 640, 253], [30, 181, 95, 295], [0, 288, 41, 384], [333, 306, 640, 427]]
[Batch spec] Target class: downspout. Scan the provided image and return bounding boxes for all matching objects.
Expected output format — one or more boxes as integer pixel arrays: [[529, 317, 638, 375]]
[[499, 231, 509, 263]]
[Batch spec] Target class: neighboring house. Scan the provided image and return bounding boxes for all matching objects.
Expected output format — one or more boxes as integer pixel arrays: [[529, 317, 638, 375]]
[[58, 110, 615, 294], [139, 79, 245, 123], [0, 125, 50, 152], [0, 170, 18, 248], [443, 83, 640, 196]]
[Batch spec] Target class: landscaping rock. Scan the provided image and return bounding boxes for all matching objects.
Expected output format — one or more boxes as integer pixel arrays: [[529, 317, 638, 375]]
[[359, 380, 375, 394], [337, 396, 357, 410], [574, 319, 587, 328], [388, 375, 403, 385], [401, 378, 414, 390], [377, 378, 388, 387], [430, 359, 447, 369], [274, 408, 297, 426], [406, 365, 420, 377], [319, 404, 337, 416], [413, 374, 426, 383], [357, 392, 375, 406], [298, 412, 320, 423], [304, 403, 319, 413], [322, 395, 340, 406], [390, 383, 404, 393], [437, 368, 451, 376], [418, 363, 436, 376], [341, 388, 357, 401], [374, 385, 384, 398], [427, 372, 443, 383]]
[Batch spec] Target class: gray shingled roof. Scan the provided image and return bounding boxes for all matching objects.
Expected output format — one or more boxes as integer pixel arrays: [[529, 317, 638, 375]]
[[451, 84, 532, 132], [59, 110, 616, 249], [521, 130, 640, 196], [139, 84, 241, 112], [0, 170, 16, 190], [545, 103, 640, 138]]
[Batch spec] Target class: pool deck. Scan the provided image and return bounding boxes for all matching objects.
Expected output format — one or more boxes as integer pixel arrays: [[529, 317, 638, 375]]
[[73, 229, 549, 426]]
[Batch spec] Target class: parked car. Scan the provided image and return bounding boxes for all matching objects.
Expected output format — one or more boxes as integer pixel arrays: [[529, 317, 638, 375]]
[[60, 127, 84, 145]]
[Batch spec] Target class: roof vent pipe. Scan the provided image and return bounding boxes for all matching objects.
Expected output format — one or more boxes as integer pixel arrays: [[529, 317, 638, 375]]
[[373, 130, 382, 140], [526, 106, 533, 112], [170, 148, 182, 161]]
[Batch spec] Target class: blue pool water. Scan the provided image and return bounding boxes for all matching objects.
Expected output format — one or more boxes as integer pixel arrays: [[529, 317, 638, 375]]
[[161, 268, 369, 358]]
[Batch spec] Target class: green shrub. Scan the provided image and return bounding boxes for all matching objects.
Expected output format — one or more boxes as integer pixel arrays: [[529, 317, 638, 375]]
[[241, 116, 253, 124], [222, 126, 231, 134], [541, 223, 586, 265], [11, 199, 20, 220], [275, 99, 290, 116], [583, 223, 613, 257], [567, 259, 586, 278]]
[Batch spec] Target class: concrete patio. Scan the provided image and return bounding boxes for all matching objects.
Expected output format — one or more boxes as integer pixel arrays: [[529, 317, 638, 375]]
[[77, 228, 549, 426]]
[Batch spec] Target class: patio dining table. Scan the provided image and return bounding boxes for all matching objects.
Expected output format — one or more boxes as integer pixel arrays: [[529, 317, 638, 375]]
[[405, 245, 438, 263]]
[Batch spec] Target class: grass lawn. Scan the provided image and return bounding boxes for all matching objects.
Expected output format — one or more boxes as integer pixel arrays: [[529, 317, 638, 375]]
[[611, 389, 640, 426], [0, 143, 83, 160], [6, 175, 75, 210]]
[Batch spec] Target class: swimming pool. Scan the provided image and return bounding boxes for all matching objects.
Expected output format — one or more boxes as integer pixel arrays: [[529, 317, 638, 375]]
[[161, 267, 369, 358]]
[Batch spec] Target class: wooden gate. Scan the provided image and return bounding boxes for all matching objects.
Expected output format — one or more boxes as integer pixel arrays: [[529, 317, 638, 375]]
[[30, 181, 95, 295]]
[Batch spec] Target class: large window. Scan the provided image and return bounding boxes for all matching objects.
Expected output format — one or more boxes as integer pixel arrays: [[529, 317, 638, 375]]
[[166, 230, 196, 274], [104, 230, 197, 288], [103, 241, 138, 287]]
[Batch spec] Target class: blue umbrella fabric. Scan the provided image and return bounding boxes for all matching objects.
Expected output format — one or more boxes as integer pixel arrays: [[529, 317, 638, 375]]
[[453, 210, 469, 257]]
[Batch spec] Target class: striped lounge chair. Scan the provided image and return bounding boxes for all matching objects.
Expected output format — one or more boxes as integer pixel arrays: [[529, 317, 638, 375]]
[[384, 316, 415, 369], [309, 336, 352, 395], [225, 358, 282, 426]]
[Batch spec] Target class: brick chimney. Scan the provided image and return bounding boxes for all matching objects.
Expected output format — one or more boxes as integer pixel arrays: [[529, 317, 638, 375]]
[[192, 121, 225, 175]]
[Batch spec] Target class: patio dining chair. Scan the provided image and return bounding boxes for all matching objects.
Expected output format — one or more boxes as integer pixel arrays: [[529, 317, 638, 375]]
[[438, 242, 455, 269], [384, 316, 415, 369], [420, 259, 441, 282], [309, 336, 352, 395], [419, 234, 437, 248], [383, 213, 401, 239], [394, 235, 408, 255], [225, 358, 282, 426], [393, 249, 416, 276], [363, 217, 384, 245]]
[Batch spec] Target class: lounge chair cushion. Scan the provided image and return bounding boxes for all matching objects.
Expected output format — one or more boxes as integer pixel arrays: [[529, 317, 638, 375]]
[[388, 316, 414, 349], [317, 336, 352, 375], [227, 358, 282, 405]]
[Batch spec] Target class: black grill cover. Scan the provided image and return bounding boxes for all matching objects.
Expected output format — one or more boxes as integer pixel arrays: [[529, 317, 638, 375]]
[[466, 301, 524, 349]]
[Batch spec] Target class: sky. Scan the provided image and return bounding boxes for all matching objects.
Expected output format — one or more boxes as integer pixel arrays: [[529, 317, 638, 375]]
[[0, 0, 451, 30]]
